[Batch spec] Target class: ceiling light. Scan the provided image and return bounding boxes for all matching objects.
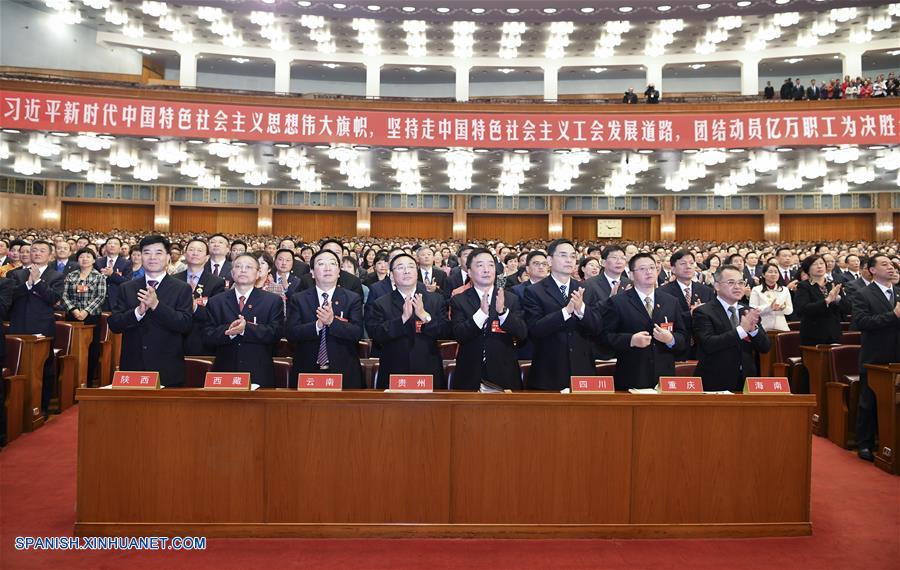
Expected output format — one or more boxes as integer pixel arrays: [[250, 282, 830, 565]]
[[472, 8, 485, 14], [367, 4, 380, 10], [231, 57, 249, 63], [513, 149, 529, 154], [776, 147, 793, 152], [543, 8, 557, 14], [774, 0, 789, 4], [323, 63, 340, 68], [690, 63, 706, 69], [437, 7, 450, 13], [783, 57, 803, 64], [402, 6, 415, 12], [736, 0, 751, 6], [410, 66, 426, 72], [297, 1, 311, 6], [332, 3, 347, 9], [506, 8, 520, 14], [618, 6, 633, 13], [697, 3, 711, 9], [142, 137, 160, 142], [498, 68, 514, 74], [50, 131, 69, 137], [658, 5, 672, 11], [590, 67, 607, 73], [580, 7, 595, 12], [136, 48, 155, 55], [2, 129, 21, 134]]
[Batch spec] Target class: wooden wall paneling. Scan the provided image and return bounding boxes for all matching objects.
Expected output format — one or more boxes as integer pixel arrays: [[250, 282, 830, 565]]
[[779, 213, 875, 242], [466, 214, 549, 242], [675, 214, 764, 241], [370, 212, 453, 239], [61, 202, 154, 232], [272, 210, 357, 240], [563, 216, 659, 242], [895, 213, 900, 241], [169, 206, 257, 234], [0, 195, 48, 229]]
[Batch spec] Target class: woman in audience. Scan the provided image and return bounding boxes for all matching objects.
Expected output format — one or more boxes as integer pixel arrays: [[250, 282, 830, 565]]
[[794, 255, 843, 346], [362, 251, 389, 286], [699, 254, 720, 285], [578, 256, 602, 281], [360, 248, 376, 275], [129, 249, 145, 280], [0, 241, 23, 278], [167, 242, 186, 275], [62, 248, 107, 385], [750, 263, 793, 332], [251, 251, 281, 296], [497, 253, 519, 288], [342, 256, 360, 279]]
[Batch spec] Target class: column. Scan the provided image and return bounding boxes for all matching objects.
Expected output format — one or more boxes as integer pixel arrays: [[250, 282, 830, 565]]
[[258, 190, 273, 234], [548, 196, 563, 238], [660, 196, 676, 240], [452, 195, 467, 240], [841, 48, 863, 80], [357, 193, 372, 237], [178, 49, 198, 89], [42, 180, 61, 229], [875, 192, 894, 240], [740, 57, 760, 96], [645, 62, 663, 95], [154, 186, 170, 232], [763, 195, 780, 241], [455, 65, 471, 102], [274, 56, 292, 95], [365, 62, 381, 98], [543, 65, 559, 102]]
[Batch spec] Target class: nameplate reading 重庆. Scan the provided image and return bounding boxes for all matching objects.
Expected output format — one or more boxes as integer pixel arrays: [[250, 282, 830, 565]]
[[111, 371, 160, 389], [388, 374, 433, 393], [743, 377, 791, 394], [570, 376, 615, 393], [204, 372, 251, 390], [297, 373, 343, 391], [657, 376, 704, 394]]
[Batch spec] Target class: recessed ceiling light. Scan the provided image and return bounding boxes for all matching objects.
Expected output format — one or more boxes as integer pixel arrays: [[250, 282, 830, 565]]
[[471, 8, 485, 14], [393, 147, 409, 151], [142, 137, 160, 142], [402, 6, 415, 12], [783, 57, 803, 64], [436, 7, 450, 13], [589, 67, 607, 73], [776, 147, 793, 152], [474, 148, 490, 153], [354, 145, 370, 150], [513, 149, 529, 154], [697, 3, 711, 9], [595, 149, 612, 154], [497, 68, 514, 74], [332, 2, 347, 8], [506, 7, 520, 13], [314, 144, 331, 149], [231, 57, 249, 63], [868, 145, 886, 150], [689, 63, 706, 69], [136, 48, 155, 55], [410, 66, 426, 72], [657, 5, 671, 11], [367, 4, 381, 10], [187, 139, 204, 144], [323, 63, 340, 68], [543, 7, 557, 13], [618, 6, 633, 13], [297, 1, 311, 6], [774, 0, 789, 4], [580, 7, 595, 13], [637, 149, 653, 154], [274, 143, 291, 148], [736, 0, 751, 6]]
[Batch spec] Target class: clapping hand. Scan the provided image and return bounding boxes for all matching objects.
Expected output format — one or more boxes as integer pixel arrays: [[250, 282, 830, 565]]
[[225, 315, 246, 336], [401, 295, 415, 323], [826, 283, 842, 304], [411, 293, 430, 321], [739, 308, 761, 331], [316, 300, 334, 327], [652, 324, 674, 345], [566, 288, 585, 316], [495, 287, 506, 315], [630, 331, 652, 348]]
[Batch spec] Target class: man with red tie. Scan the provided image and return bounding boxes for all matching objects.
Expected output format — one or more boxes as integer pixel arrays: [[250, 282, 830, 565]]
[[95, 236, 133, 309], [108, 235, 193, 387], [204, 234, 233, 287], [203, 253, 284, 388], [173, 238, 225, 356]]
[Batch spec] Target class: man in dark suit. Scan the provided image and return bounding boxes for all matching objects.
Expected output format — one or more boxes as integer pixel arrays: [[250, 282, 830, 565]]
[[7, 240, 65, 411], [0, 277, 12, 442], [173, 238, 226, 356], [693, 265, 771, 392], [95, 236, 133, 308], [780, 78, 793, 100], [52, 241, 78, 275], [793, 78, 805, 100], [108, 235, 193, 387], [450, 248, 527, 391], [273, 248, 301, 291], [0, 238, 9, 267], [601, 253, 687, 390], [203, 254, 284, 388], [523, 239, 602, 391], [416, 245, 450, 299], [774, 247, 798, 287], [840, 257, 872, 321], [366, 254, 449, 389], [622, 87, 638, 104], [291, 239, 363, 298], [842, 254, 863, 283], [277, 238, 310, 277], [583, 245, 633, 307], [850, 254, 900, 462], [763, 81, 775, 99], [285, 249, 364, 389], [806, 79, 821, 100], [204, 234, 233, 286], [659, 250, 715, 360], [446, 245, 476, 293], [510, 250, 548, 361]]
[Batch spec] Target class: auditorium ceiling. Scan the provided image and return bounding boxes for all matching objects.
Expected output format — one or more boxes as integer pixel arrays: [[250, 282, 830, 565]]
[[1, 130, 897, 196]]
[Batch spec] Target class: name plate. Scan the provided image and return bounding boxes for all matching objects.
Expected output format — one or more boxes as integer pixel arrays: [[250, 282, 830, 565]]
[[111, 371, 160, 389], [388, 374, 433, 392], [657, 376, 704, 394], [298, 373, 343, 391], [571, 376, 615, 393], [204, 372, 251, 390], [743, 377, 791, 394]]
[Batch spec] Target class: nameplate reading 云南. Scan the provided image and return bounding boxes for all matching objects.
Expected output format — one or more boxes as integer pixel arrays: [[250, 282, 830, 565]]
[[743, 377, 791, 394], [111, 371, 160, 389], [204, 372, 251, 390], [570, 376, 615, 393], [657, 377, 704, 394], [297, 373, 343, 391], [388, 375, 433, 393]]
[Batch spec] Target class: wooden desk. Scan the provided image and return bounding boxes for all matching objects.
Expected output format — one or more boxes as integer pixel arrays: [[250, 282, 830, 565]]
[[76, 390, 814, 539], [759, 331, 782, 377], [865, 364, 900, 475], [801, 344, 834, 437], [8, 335, 51, 432]]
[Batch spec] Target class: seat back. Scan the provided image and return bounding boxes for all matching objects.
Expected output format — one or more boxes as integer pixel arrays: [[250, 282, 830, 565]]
[[361, 358, 379, 389], [595, 361, 617, 376], [439, 341, 459, 360], [775, 331, 802, 362], [839, 331, 861, 345], [273, 357, 292, 389], [357, 339, 371, 359], [4, 337, 24, 376], [787, 321, 801, 331], [828, 345, 860, 383], [99, 313, 111, 343], [519, 360, 531, 388], [675, 361, 698, 376], [53, 322, 76, 355], [444, 361, 456, 389], [274, 338, 294, 358], [184, 357, 214, 388]]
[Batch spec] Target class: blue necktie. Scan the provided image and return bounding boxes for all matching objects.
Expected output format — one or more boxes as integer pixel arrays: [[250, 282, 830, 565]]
[[559, 284, 567, 299]]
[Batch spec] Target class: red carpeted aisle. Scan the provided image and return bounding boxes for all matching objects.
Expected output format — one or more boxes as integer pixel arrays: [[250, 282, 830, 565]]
[[1, 407, 898, 570]]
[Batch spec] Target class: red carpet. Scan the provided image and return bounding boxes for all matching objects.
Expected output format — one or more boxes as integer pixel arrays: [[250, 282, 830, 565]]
[[1, 407, 897, 570]]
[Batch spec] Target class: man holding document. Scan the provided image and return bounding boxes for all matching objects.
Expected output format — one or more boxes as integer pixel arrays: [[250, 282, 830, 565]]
[[600, 253, 687, 391]]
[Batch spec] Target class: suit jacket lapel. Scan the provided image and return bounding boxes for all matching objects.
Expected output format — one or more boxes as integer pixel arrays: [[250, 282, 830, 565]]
[[870, 283, 894, 310], [544, 277, 566, 307]]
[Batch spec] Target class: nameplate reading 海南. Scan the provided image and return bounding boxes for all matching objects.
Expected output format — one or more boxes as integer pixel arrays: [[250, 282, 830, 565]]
[[297, 373, 343, 391], [571, 376, 615, 393], [204, 372, 251, 390], [388, 375, 433, 393], [657, 377, 704, 394], [743, 377, 791, 394], [111, 371, 160, 389]]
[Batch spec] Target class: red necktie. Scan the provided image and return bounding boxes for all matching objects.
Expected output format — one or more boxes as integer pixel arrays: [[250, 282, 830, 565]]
[[238, 295, 245, 312]]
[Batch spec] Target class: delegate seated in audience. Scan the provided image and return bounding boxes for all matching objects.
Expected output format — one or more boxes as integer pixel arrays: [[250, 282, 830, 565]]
[[366, 253, 449, 390], [173, 238, 226, 356], [129, 249, 145, 281], [293, 239, 364, 298], [793, 255, 843, 346], [7, 240, 64, 412], [273, 248, 300, 292], [203, 253, 284, 388], [285, 249, 364, 389], [61, 247, 107, 384], [450, 248, 527, 391], [416, 245, 449, 298], [693, 265, 771, 392], [600, 253, 687, 391], [658, 249, 715, 359], [523, 239, 601, 391], [108, 235, 193, 387], [363, 251, 390, 287], [850, 254, 900, 462], [749, 263, 794, 332], [447, 245, 475, 293]]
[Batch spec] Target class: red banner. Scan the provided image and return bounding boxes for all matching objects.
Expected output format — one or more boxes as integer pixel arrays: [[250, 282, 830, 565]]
[[2, 90, 898, 149]]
